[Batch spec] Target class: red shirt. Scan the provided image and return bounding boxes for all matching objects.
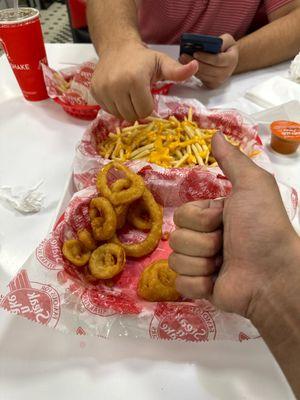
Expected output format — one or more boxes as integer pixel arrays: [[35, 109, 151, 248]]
[[138, 0, 292, 44]]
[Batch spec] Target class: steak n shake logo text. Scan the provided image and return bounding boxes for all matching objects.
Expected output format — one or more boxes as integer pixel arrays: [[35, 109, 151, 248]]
[[11, 63, 30, 71], [150, 303, 216, 342], [1, 270, 60, 328]]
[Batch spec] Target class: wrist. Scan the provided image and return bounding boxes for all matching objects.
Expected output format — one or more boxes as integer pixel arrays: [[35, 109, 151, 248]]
[[248, 236, 300, 337], [97, 36, 144, 56]]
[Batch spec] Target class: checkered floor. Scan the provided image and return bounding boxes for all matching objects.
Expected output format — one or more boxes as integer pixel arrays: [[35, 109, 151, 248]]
[[40, 1, 72, 43], [0, 1, 72, 56]]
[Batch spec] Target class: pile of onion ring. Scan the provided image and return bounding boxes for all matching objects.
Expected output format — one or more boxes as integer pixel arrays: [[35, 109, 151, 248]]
[[62, 162, 174, 293], [138, 259, 180, 302]]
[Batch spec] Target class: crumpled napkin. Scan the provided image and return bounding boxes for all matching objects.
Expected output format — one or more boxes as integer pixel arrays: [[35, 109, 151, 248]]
[[0, 181, 44, 214], [290, 51, 300, 82], [245, 76, 300, 108]]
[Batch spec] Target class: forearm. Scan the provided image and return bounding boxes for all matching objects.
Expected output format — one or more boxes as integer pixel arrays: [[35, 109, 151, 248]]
[[235, 8, 300, 73], [249, 244, 300, 398], [87, 0, 142, 54]]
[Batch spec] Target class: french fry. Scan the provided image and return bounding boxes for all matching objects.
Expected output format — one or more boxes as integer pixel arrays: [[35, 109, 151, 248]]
[[174, 153, 190, 167]]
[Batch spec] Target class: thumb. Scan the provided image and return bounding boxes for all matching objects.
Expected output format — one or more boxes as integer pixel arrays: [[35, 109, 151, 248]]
[[212, 132, 260, 187], [159, 54, 198, 82]]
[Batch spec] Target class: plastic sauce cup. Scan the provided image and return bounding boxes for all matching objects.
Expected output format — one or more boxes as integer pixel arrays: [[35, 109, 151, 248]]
[[270, 120, 300, 155]]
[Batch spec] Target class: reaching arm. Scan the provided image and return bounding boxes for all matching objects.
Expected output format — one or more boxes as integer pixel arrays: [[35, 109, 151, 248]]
[[87, 0, 142, 54], [236, 0, 300, 73]]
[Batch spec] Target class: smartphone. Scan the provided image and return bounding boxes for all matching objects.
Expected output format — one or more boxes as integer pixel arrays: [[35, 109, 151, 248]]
[[180, 33, 223, 56]]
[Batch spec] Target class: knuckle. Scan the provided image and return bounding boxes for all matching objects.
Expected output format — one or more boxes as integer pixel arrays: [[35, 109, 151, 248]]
[[205, 232, 222, 256], [174, 203, 194, 227], [168, 253, 179, 272], [173, 206, 184, 226], [201, 258, 214, 275], [215, 54, 224, 66], [169, 229, 180, 250], [175, 276, 191, 296], [223, 33, 234, 42], [198, 279, 212, 298], [200, 212, 213, 231], [176, 276, 210, 299], [181, 202, 193, 219]]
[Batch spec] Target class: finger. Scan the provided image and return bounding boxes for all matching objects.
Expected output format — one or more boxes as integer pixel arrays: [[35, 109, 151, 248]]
[[193, 51, 230, 67], [91, 83, 122, 118], [200, 77, 223, 90], [90, 88, 107, 111], [102, 99, 123, 119], [169, 228, 222, 257], [115, 93, 139, 122], [196, 62, 221, 78], [220, 33, 236, 52], [179, 54, 193, 65], [159, 54, 198, 81], [169, 252, 221, 276], [193, 34, 235, 67], [130, 82, 154, 119], [212, 132, 263, 187], [195, 73, 222, 89], [176, 275, 214, 299], [111, 101, 123, 120], [173, 200, 223, 232]]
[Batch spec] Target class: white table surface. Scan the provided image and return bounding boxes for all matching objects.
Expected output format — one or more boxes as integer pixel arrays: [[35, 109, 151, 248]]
[[0, 44, 297, 400]]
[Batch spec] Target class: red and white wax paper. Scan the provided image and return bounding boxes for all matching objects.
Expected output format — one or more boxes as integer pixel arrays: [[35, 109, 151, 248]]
[[74, 95, 272, 206], [0, 172, 297, 341], [42, 61, 98, 106], [0, 185, 260, 342], [0, 95, 298, 341]]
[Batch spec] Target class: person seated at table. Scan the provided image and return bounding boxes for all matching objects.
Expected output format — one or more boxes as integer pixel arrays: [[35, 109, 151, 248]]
[[169, 132, 300, 398], [87, 0, 300, 121]]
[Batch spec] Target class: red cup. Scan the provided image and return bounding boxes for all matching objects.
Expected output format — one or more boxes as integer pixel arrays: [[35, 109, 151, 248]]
[[0, 7, 48, 101]]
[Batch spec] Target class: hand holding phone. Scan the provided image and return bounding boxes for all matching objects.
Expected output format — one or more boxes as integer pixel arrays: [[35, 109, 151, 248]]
[[179, 33, 239, 89]]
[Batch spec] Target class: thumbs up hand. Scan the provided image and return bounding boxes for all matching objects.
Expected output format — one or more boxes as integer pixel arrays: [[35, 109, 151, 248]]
[[169, 132, 300, 319]]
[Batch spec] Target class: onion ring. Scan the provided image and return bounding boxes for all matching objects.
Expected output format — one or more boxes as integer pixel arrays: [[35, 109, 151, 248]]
[[127, 195, 153, 231], [111, 178, 131, 229], [78, 229, 97, 251], [111, 178, 131, 193], [111, 189, 162, 257], [89, 243, 126, 279], [138, 259, 180, 302], [97, 161, 145, 206], [62, 239, 91, 267], [89, 197, 117, 241], [115, 204, 129, 230]]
